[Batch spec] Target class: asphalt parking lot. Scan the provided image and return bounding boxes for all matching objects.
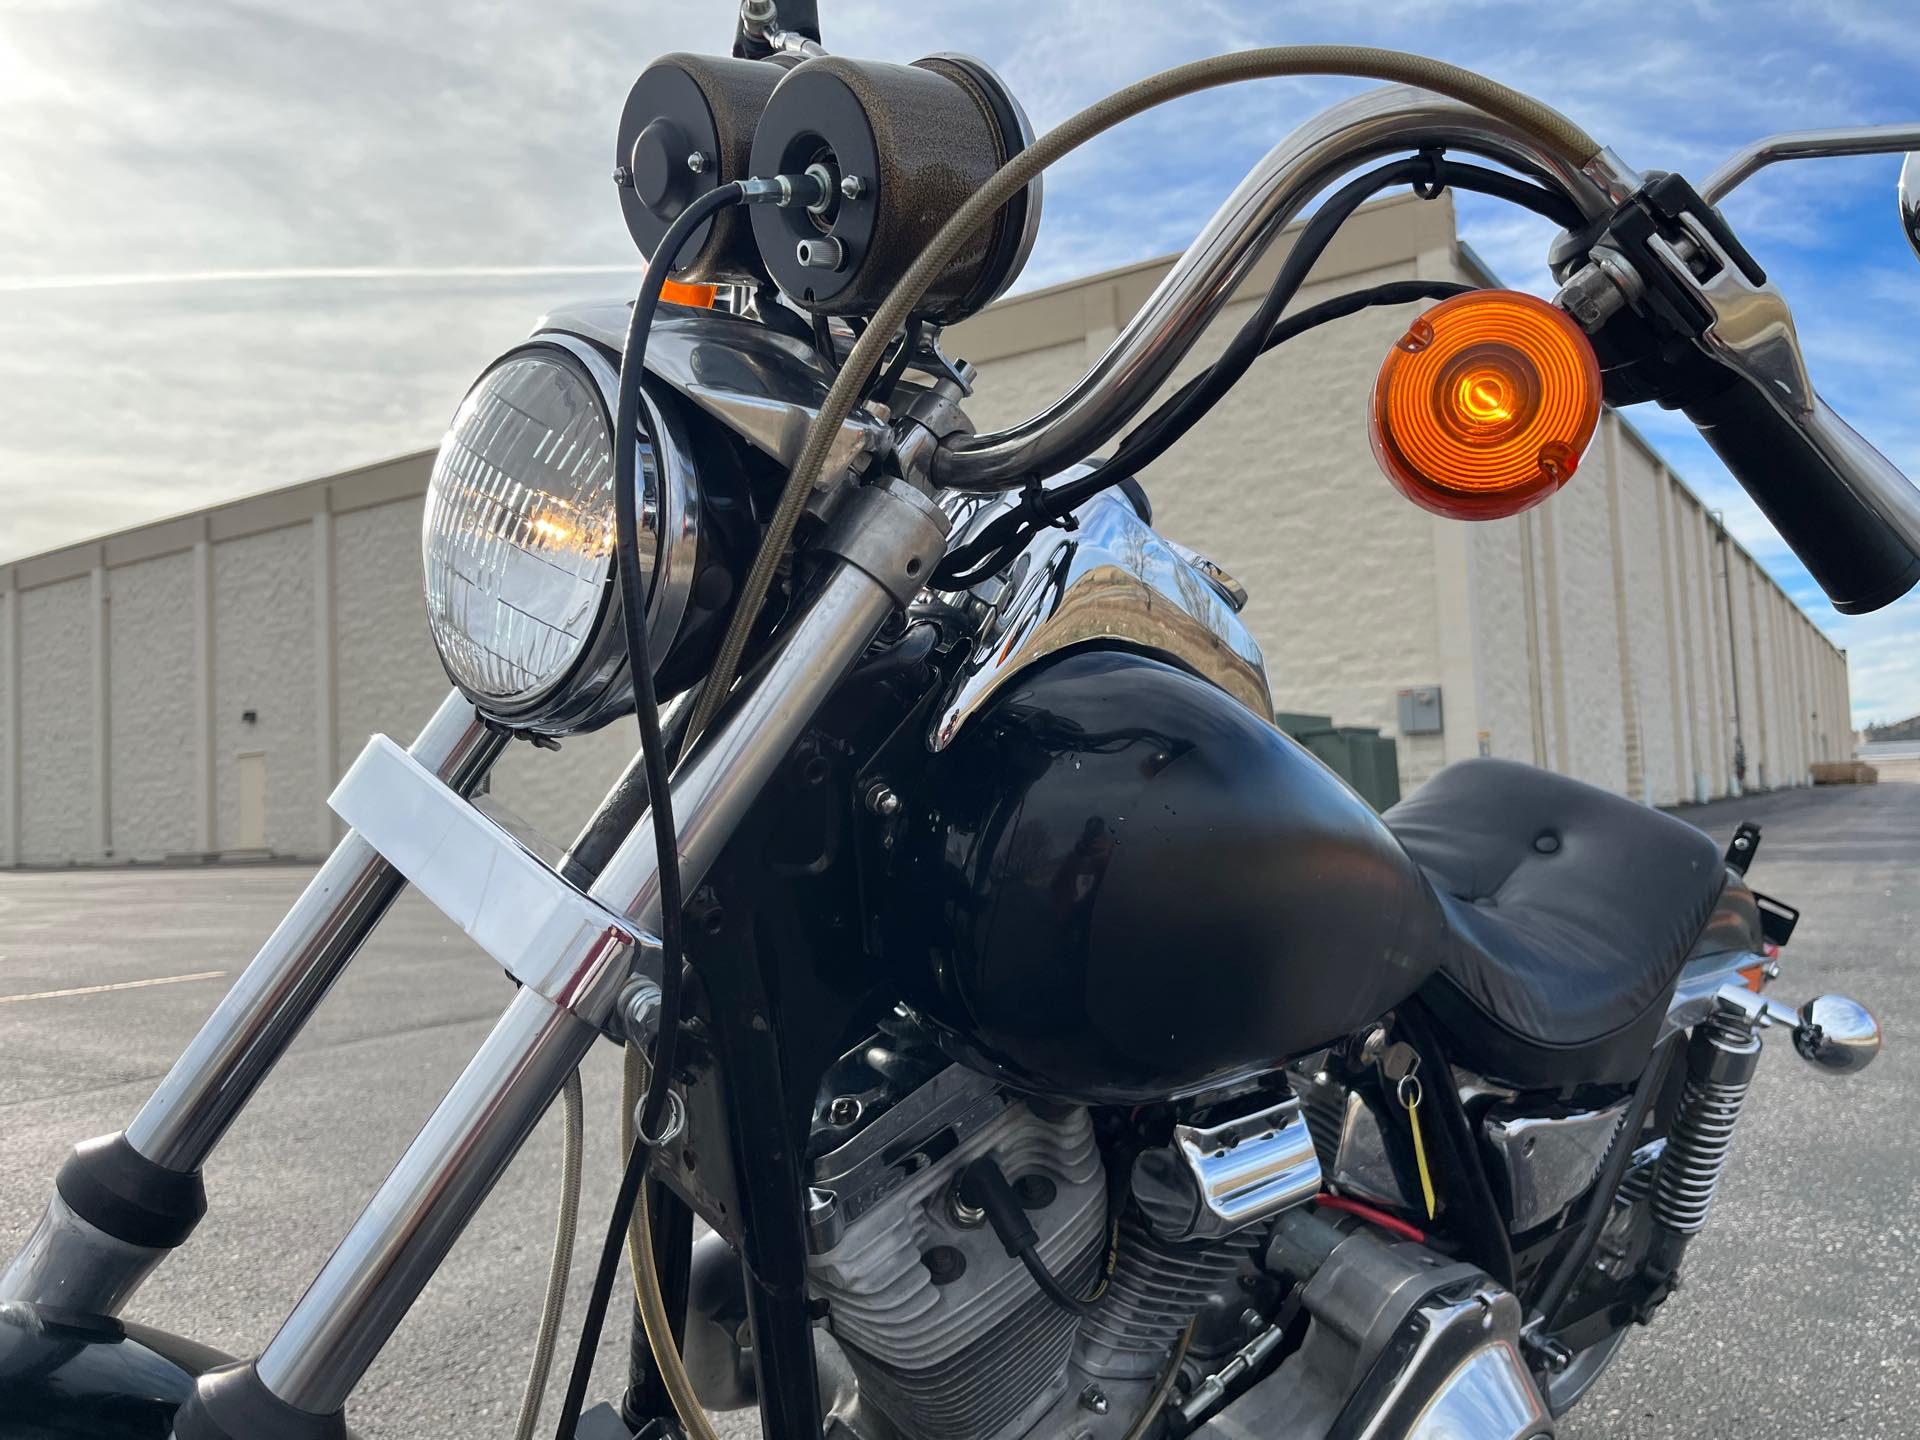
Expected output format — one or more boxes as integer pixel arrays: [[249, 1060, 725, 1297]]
[[1, 768, 1915, 1438]]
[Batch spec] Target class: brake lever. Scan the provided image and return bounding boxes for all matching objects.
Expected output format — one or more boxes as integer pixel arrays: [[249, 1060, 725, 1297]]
[[1552, 171, 1920, 613]]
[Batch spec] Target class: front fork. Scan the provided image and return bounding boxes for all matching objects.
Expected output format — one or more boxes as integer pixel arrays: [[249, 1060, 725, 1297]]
[[0, 690, 504, 1317], [1, 480, 946, 1436]]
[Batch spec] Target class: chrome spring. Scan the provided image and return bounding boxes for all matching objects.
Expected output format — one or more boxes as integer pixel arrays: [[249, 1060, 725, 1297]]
[[1649, 1008, 1762, 1236]]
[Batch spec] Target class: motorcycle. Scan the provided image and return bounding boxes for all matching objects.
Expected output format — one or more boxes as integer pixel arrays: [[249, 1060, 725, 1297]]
[[3, 3, 1913, 1436]]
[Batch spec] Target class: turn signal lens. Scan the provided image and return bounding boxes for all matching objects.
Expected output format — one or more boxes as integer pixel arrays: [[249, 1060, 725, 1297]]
[[659, 278, 718, 308], [1370, 290, 1601, 520]]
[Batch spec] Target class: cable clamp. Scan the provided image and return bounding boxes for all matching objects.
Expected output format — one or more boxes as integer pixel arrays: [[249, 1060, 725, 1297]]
[[1413, 147, 1448, 201]]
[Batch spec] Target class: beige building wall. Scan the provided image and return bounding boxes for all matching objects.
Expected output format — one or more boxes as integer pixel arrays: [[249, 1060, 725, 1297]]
[[0, 194, 1853, 864]]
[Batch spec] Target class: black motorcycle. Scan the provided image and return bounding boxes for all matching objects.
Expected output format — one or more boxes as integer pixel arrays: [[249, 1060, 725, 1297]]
[[2, 3, 1909, 1437]]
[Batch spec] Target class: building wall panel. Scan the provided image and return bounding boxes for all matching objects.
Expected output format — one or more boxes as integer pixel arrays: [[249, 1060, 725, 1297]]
[[213, 525, 317, 854], [334, 498, 447, 769], [107, 551, 198, 859], [18, 577, 94, 862]]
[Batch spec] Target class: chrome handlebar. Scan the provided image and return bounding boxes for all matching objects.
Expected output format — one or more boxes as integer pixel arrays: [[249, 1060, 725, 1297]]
[[929, 85, 1641, 491], [1700, 122, 1920, 205]]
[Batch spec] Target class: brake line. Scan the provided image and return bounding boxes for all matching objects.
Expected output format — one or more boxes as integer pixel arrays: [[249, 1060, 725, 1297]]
[[511, 1068, 584, 1440], [680, 45, 1600, 746]]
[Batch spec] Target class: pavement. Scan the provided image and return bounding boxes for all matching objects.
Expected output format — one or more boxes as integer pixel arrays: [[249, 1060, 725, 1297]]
[[0, 766, 1914, 1439]]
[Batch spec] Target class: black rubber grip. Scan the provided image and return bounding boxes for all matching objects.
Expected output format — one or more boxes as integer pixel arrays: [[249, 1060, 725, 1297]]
[[55, 1132, 207, 1251], [1685, 378, 1920, 615], [172, 1361, 349, 1440]]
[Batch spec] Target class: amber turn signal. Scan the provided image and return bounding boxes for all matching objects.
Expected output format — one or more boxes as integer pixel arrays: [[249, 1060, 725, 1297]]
[[659, 277, 718, 308], [1370, 290, 1601, 520]]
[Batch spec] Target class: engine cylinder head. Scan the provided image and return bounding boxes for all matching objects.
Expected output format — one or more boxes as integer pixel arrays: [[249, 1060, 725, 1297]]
[[746, 53, 1041, 320]]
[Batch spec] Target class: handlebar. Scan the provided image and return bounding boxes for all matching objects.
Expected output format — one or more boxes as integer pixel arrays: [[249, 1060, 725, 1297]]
[[1688, 382, 1920, 613], [929, 85, 1640, 491], [926, 83, 1920, 614]]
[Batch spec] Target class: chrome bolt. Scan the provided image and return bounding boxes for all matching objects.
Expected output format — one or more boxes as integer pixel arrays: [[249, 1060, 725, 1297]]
[[612, 165, 632, 187], [1240, 1307, 1263, 1332], [686, 150, 709, 175], [840, 173, 866, 200], [827, 1095, 862, 1126], [865, 782, 901, 817], [1079, 1385, 1110, 1416]]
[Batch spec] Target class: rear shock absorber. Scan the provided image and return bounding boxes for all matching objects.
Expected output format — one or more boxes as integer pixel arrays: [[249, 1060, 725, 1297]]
[[1647, 995, 1764, 1280]]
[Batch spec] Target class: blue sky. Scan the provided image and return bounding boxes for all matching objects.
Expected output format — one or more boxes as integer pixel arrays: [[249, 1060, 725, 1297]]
[[2, 0, 1917, 722]]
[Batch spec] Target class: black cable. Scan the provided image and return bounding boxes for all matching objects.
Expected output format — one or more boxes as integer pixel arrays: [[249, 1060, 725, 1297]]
[[553, 1133, 653, 1440], [552, 179, 745, 1440], [812, 310, 841, 374], [1108, 156, 1432, 477], [614, 184, 742, 1149], [1015, 1241, 1094, 1317]]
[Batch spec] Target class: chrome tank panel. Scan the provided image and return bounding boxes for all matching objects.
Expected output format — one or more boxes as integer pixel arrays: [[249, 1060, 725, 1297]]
[[930, 488, 1272, 750]]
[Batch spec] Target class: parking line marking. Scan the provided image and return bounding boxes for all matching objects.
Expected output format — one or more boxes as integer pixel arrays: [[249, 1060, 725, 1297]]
[[0, 970, 228, 1006]]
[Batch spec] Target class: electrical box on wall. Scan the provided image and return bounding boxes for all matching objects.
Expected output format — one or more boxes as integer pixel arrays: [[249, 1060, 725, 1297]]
[[1397, 685, 1443, 735]]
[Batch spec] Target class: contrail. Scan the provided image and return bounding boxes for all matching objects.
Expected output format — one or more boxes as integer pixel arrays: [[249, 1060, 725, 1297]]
[[0, 263, 642, 295]]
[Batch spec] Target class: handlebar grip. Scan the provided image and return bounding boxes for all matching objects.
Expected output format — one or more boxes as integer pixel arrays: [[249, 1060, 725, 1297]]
[[1684, 379, 1920, 615]]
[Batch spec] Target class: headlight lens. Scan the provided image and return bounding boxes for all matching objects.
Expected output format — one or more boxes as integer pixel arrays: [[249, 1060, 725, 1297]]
[[423, 351, 615, 711], [422, 340, 698, 732]]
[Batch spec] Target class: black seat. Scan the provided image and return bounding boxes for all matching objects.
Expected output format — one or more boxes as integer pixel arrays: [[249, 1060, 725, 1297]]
[[1384, 758, 1725, 1088]]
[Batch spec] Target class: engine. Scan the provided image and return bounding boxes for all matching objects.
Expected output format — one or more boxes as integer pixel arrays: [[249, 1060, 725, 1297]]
[[797, 1022, 1322, 1440], [680, 1020, 1562, 1440]]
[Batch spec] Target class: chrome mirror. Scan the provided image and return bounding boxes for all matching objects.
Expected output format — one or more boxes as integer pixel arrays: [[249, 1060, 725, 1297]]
[[1793, 994, 1881, 1074], [1901, 153, 1920, 263]]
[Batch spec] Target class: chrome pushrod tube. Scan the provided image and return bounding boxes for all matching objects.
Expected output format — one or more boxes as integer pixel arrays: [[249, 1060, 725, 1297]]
[[932, 85, 1635, 491], [0, 689, 501, 1318], [250, 557, 903, 1416]]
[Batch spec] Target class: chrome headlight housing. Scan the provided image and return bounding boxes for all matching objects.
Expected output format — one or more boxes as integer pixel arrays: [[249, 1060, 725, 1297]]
[[422, 335, 698, 733]]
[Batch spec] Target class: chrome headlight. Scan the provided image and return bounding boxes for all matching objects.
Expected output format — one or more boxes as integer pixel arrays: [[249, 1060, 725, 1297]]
[[422, 335, 698, 733]]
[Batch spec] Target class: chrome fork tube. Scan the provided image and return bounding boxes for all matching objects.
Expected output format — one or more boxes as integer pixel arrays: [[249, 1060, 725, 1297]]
[[128, 693, 501, 1171], [0, 690, 502, 1316], [247, 550, 913, 1416]]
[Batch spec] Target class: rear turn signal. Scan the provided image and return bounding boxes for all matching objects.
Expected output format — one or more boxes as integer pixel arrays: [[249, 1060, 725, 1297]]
[[1370, 290, 1601, 520]]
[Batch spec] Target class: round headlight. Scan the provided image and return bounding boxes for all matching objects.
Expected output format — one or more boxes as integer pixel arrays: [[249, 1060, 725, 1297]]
[[422, 336, 697, 732]]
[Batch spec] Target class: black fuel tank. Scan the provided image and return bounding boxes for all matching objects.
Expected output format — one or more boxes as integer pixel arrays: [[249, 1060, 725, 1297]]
[[885, 649, 1448, 1104]]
